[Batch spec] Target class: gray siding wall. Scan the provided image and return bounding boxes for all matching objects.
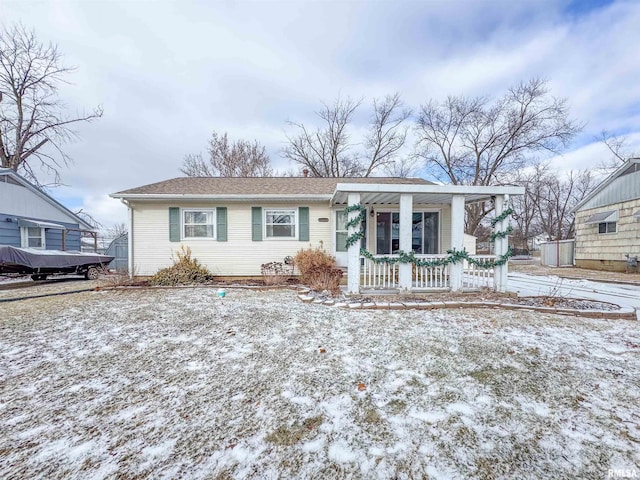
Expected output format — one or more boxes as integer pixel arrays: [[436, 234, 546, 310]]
[[580, 169, 640, 210], [0, 180, 84, 224], [0, 214, 20, 247], [46, 223, 82, 250], [0, 213, 81, 250]]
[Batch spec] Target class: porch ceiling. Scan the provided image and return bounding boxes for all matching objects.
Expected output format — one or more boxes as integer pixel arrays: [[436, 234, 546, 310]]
[[331, 183, 525, 206]]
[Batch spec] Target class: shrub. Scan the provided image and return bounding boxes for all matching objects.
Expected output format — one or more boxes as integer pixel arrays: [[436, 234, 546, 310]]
[[261, 261, 293, 286], [294, 247, 343, 294], [150, 246, 212, 286]]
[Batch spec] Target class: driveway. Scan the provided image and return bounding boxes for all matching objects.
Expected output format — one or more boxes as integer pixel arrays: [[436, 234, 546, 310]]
[[508, 272, 640, 319]]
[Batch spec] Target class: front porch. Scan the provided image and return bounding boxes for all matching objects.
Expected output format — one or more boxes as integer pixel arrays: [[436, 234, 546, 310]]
[[330, 182, 524, 294]]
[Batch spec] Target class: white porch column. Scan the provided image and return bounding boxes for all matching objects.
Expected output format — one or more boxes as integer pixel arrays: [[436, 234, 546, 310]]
[[450, 195, 465, 292], [493, 195, 507, 292], [347, 192, 361, 294], [398, 194, 413, 291]]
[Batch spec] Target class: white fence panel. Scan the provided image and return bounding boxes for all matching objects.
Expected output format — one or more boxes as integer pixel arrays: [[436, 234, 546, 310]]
[[413, 255, 450, 290], [361, 256, 399, 289], [464, 255, 495, 289]]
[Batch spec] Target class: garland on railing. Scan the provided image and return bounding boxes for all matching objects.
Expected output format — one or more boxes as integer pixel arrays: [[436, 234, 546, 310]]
[[344, 203, 514, 269], [360, 247, 513, 268]]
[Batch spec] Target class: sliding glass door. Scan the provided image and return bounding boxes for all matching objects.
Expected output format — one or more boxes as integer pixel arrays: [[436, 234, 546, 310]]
[[376, 211, 439, 255]]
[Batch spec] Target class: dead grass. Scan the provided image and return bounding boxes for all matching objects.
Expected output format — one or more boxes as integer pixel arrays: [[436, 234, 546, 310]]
[[265, 416, 324, 446]]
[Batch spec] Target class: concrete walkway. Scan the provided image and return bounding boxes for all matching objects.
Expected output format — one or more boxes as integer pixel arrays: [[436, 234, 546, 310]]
[[508, 272, 640, 320]]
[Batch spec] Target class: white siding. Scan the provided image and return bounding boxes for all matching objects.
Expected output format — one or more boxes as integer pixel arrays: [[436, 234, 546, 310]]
[[131, 202, 332, 276], [0, 181, 81, 224], [131, 201, 457, 276]]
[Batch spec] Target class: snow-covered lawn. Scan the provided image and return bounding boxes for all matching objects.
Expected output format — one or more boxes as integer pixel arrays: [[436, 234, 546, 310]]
[[1, 288, 639, 479]]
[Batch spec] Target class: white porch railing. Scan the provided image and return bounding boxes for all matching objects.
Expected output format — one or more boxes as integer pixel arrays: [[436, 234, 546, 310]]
[[413, 254, 449, 290], [463, 256, 495, 289], [360, 254, 497, 291], [361, 255, 399, 289]]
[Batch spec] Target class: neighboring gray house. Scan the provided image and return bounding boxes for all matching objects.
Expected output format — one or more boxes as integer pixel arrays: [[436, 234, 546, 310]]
[[0, 168, 93, 251], [572, 158, 640, 272]]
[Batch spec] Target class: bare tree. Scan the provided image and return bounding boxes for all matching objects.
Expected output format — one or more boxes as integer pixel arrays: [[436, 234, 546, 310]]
[[181, 153, 210, 177], [283, 93, 411, 177], [415, 78, 581, 234], [0, 23, 103, 186], [364, 93, 412, 176], [180, 131, 273, 177], [598, 130, 638, 173], [74, 208, 102, 230], [106, 222, 127, 237], [508, 163, 549, 250], [533, 169, 595, 241], [383, 155, 420, 178]]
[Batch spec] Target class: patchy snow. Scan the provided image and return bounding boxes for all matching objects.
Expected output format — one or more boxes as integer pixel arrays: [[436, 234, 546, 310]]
[[1, 287, 639, 479], [509, 272, 640, 316]]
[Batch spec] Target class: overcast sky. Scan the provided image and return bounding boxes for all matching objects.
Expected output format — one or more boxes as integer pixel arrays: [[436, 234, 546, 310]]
[[2, 0, 639, 228]]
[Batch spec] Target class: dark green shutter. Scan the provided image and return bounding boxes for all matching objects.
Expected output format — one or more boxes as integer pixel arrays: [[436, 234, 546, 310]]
[[217, 207, 227, 241], [252, 207, 262, 241], [169, 207, 180, 242], [298, 207, 309, 241]]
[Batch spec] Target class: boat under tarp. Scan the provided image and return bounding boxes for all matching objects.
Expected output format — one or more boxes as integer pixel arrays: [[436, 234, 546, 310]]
[[0, 245, 114, 280]]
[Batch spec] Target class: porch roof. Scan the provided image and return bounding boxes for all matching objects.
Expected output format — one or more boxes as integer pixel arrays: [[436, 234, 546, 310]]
[[330, 183, 525, 205]]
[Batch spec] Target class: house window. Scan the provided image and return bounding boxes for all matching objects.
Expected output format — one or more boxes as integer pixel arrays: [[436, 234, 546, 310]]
[[336, 210, 348, 252], [376, 211, 439, 255], [183, 209, 215, 239], [22, 227, 45, 249], [335, 209, 366, 252], [411, 212, 439, 254], [265, 209, 296, 239], [598, 221, 617, 234]]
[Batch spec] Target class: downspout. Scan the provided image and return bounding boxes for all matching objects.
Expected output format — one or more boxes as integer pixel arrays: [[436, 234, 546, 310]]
[[120, 199, 133, 278]]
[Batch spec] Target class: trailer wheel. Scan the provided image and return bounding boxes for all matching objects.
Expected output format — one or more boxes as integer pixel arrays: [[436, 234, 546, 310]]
[[85, 267, 100, 280]]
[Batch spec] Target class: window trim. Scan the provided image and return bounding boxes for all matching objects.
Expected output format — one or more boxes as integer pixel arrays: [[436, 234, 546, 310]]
[[264, 208, 298, 240], [181, 208, 216, 240], [21, 226, 46, 249], [597, 221, 617, 234], [335, 209, 348, 253]]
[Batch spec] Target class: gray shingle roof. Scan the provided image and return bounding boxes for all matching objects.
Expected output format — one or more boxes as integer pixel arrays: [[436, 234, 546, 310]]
[[112, 177, 433, 197]]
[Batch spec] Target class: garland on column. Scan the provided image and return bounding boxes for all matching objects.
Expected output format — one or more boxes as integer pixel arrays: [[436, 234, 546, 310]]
[[344, 203, 367, 249], [343, 204, 514, 269]]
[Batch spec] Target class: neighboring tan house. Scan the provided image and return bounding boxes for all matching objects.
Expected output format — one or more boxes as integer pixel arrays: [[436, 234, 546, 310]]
[[0, 168, 93, 251], [110, 177, 523, 293], [572, 158, 640, 272]]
